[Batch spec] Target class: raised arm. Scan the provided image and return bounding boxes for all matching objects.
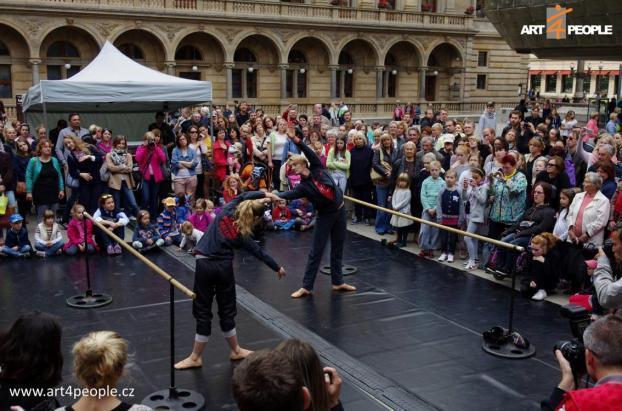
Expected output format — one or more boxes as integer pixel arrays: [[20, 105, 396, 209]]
[[287, 128, 322, 170]]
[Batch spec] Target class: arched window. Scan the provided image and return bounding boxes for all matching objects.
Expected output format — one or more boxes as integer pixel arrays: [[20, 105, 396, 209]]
[[383, 53, 397, 98], [118, 43, 144, 60], [175, 45, 202, 61], [336, 51, 354, 98], [0, 41, 9, 56], [47, 41, 80, 58], [0, 41, 10, 98], [46, 41, 80, 80], [286, 50, 307, 99], [233, 48, 257, 99]]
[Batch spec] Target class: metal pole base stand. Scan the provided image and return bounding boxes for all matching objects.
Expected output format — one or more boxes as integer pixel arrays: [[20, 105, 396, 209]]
[[320, 264, 357, 276], [66, 291, 113, 309], [142, 387, 205, 410], [482, 338, 536, 359]]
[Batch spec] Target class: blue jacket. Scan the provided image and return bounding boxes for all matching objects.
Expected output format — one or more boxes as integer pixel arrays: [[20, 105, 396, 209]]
[[5, 227, 31, 249], [132, 223, 162, 243], [281, 139, 301, 163], [25, 156, 64, 194], [171, 147, 198, 177]]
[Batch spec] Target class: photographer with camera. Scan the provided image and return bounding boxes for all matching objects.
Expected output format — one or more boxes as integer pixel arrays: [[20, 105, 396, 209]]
[[135, 131, 167, 218], [543, 315, 622, 411], [592, 228, 622, 312]]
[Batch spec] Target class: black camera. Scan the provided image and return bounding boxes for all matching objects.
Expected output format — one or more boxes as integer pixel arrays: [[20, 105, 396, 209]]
[[147, 139, 156, 148], [582, 238, 614, 260], [553, 304, 591, 377]]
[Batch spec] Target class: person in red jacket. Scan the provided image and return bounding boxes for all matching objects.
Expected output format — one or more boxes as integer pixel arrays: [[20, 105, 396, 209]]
[[212, 128, 230, 185], [543, 315, 622, 411], [64, 204, 98, 255]]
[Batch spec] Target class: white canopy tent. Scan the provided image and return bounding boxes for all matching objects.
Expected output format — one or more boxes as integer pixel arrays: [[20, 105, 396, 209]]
[[23, 41, 212, 140]]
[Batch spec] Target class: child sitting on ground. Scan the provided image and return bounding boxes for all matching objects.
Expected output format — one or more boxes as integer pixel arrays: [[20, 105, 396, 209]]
[[179, 221, 204, 254], [389, 173, 413, 248], [64, 203, 98, 255], [158, 197, 182, 245], [289, 197, 315, 231], [34, 209, 65, 257], [271, 198, 295, 230], [188, 198, 212, 233], [222, 175, 243, 204], [0, 214, 31, 257], [132, 210, 165, 252], [93, 194, 129, 256]]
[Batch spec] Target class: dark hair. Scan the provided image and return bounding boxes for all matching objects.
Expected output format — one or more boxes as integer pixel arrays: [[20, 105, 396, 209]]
[[509, 110, 523, 119], [155, 111, 165, 118], [596, 160, 616, 181], [233, 350, 304, 411], [34, 138, 53, 156], [175, 133, 188, 147], [532, 181, 553, 204], [299, 114, 308, 122], [68, 112, 80, 122], [493, 137, 509, 154], [559, 188, 577, 210], [0, 311, 63, 386], [276, 340, 329, 411]]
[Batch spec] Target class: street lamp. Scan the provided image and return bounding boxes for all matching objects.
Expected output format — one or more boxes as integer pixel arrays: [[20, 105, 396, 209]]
[[347, 68, 353, 74], [391, 69, 398, 75], [64, 63, 71, 69], [192, 65, 198, 72], [248, 66, 254, 73], [299, 68, 306, 74]]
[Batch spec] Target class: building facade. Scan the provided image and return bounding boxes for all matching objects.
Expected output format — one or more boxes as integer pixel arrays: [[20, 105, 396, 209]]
[[0, 0, 527, 119], [528, 58, 622, 101]]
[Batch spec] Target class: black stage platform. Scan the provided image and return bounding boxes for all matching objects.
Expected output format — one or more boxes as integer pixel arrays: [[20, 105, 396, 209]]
[[0, 230, 572, 410]]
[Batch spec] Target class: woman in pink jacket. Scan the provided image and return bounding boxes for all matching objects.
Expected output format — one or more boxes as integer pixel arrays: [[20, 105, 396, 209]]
[[136, 131, 167, 218], [64, 204, 98, 255]]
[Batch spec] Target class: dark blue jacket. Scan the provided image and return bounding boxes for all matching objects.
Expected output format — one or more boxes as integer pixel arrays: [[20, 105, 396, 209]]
[[280, 142, 344, 213], [193, 191, 280, 271], [349, 145, 374, 187], [5, 227, 31, 248]]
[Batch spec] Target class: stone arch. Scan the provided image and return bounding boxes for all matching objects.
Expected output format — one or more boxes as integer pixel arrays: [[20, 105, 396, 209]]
[[381, 40, 423, 99], [0, 21, 34, 57], [424, 39, 465, 68], [336, 37, 380, 67], [171, 27, 228, 61], [175, 32, 226, 65], [112, 29, 166, 70], [231, 32, 284, 65], [380, 38, 425, 68], [284, 33, 334, 66], [37, 25, 103, 59]]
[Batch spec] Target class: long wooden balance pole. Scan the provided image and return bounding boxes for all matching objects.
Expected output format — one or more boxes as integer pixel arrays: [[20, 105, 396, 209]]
[[343, 195, 525, 252], [85, 212, 196, 299]]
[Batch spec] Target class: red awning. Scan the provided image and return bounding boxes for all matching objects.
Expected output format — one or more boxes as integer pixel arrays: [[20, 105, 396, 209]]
[[528, 70, 541, 75], [559, 70, 571, 75], [591, 70, 619, 76], [542, 70, 558, 75]]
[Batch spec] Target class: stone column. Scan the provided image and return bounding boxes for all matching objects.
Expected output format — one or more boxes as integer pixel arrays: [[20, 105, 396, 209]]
[[164, 61, 176, 76], [573, 60, 585, 101], [376, 67, 384, 99], [224, 62, 235, 101], [29, 58, 41, 85], [419, 67, 428, 100], [329, 65, 339, 99], [279, 63, 289, 100]]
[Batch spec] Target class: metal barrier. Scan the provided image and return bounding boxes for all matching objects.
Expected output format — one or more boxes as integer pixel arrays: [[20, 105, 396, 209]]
[[343, 195, 525, 252]]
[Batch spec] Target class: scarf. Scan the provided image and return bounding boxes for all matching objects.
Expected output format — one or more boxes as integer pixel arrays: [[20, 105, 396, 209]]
[[503, 169, 517, 181], [110, 148, 129, 167]]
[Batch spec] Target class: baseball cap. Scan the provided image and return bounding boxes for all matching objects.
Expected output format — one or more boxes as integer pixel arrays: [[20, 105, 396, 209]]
[[9, 214, 24, 224], [162, 197, 176, 207]]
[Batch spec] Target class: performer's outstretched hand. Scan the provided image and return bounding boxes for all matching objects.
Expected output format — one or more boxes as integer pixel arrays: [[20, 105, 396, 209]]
[[287, 127, 301, 144], [266, 192, 282, 203], [277, 267, 287, 279]]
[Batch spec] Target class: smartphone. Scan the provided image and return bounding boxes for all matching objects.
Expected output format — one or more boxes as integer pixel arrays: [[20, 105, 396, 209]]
[[324, 370, 333, 384]]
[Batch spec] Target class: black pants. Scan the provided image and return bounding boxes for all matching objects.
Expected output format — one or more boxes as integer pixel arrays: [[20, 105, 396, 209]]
[[440, 226, 459, 254], [193, 258, 237, 337], [396, 226, 409, 243], [303, 207, 346, 290], [351, 184, 374, 220]]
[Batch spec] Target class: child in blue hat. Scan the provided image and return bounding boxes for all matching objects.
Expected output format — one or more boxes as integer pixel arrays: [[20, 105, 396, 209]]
[[0, 214, 32, 257]]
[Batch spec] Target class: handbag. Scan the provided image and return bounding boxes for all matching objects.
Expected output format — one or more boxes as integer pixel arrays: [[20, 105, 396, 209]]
[[99, 162, 110, 182], [370, 149, 392, 184], [199, 144, 212, 173], [132, 151, 153, 192]]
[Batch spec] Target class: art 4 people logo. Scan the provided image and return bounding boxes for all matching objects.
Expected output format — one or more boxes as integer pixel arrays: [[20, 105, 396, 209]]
[[521, 4, 613, 38]]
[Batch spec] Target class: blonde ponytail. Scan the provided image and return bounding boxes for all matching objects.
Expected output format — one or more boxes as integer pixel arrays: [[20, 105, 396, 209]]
[[234, 199, 265, 238]]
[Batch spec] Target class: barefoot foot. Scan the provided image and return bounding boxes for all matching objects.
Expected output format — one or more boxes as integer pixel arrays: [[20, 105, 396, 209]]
[[291, 288, 313, 298], [230, 348, 253, 361], [332, 283, 356, 292], [174, 356, 202, 370]]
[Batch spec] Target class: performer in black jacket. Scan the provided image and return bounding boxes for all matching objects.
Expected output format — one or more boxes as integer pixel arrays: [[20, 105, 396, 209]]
[[175, 191, 285, 369], [278, 128, 356, 298]]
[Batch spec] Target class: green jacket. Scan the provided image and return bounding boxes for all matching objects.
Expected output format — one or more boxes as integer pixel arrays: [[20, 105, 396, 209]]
[[26, 156, 64, 194]]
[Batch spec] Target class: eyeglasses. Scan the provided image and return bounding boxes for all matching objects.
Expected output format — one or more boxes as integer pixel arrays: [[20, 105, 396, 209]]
[[101, 194, 113, 200], [547, 163, 557, 167]]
